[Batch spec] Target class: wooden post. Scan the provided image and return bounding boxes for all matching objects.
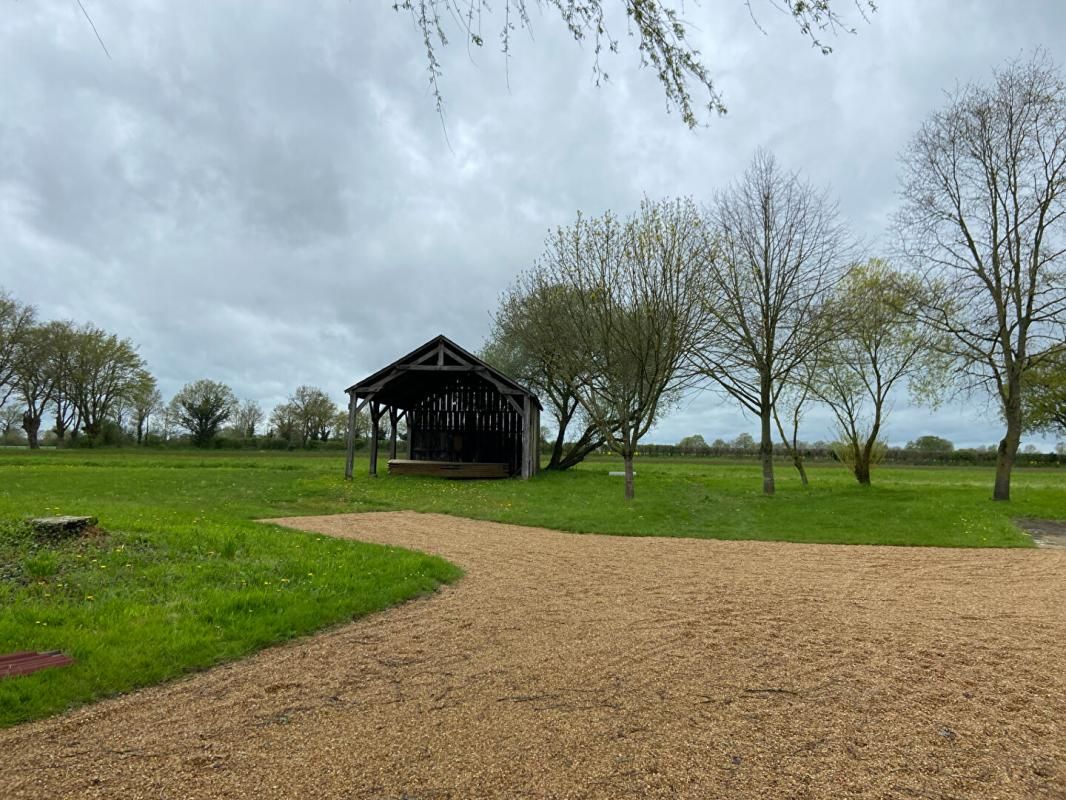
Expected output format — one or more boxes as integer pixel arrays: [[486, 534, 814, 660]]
[[533, 404, 540, 475], [521, 395, 531, 479], [344, 392, 357, 480], [369, 402, 380, 477], [388, 406, 398, 461]]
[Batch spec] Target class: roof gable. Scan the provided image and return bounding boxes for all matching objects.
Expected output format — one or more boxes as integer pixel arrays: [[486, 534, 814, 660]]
[[346, 334, 541, 408]]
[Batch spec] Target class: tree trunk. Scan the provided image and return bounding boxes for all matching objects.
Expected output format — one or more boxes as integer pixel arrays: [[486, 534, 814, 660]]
[[547, 423, 567, 469], [759, 406, 775, 496], [994, 385, 1023, 501], [549, 425, 603, 471], [773, 407, 808, 487], [22, 411, 41, 449], [623, 453, 635, 500], [793, 452, 809, 487], [136, 419, 144, 445], [853, 456, 871, 486]]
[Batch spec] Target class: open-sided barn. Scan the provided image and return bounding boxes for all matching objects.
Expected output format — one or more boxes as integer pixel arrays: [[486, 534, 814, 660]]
[[344, 335, 541, 480]]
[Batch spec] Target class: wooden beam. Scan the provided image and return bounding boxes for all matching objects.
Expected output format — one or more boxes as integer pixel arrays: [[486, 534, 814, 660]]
[[533, 405, 540, 475], [388, 406, 398, 460], [395, 365, 480, 372], [454, 367, 526, 414], [440, 345, 474, 366], [521, 395, 531, 480], [369, 402, 381, 477], [344, 392, 357, 480]]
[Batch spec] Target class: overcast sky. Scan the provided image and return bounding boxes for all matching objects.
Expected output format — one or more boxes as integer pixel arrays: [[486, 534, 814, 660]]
[[2, 1, 1064, 447]]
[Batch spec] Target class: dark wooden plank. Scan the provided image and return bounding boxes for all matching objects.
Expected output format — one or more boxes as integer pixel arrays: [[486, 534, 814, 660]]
[[387, 460, 509, 479], [0, 651, 75, 679]]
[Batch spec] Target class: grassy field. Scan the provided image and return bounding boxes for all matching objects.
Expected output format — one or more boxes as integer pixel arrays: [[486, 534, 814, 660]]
[[2, 449, 1063, 727], [0, 450, 464, 727]]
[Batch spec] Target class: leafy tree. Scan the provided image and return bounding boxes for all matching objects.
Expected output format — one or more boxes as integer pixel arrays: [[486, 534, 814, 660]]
[[289, 386, 339, 445], [234, 399, 264, 439], [400, 0, 875, 127], [67, 324, 149, 439], [331, 408, 354, 444], [484, 286, 609, 470], [1023, 346, 1066, 436], [732, 432, 756, 451], [677, 434, 710, 453], [13, 322, 65, 449], [906, 435, 954, 453], [832, 437, 887, 473], [0, 290, 35, 410], [812, 260, 947, 485], [1, 404, 24, 441], [269, 402, 300, 445], [517, 198, 713, 499], [43, 320, 81, 441], [699, 149, 850, 495], [170, 380, 238, 446], [897, 52, 1066, 501]]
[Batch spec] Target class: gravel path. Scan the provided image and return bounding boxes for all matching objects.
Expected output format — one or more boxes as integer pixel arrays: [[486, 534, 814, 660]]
[[3, 511, 1065, 799]]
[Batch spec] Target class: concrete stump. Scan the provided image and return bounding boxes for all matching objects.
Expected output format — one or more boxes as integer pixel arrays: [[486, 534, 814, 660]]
[[30, 516, 98, 540]]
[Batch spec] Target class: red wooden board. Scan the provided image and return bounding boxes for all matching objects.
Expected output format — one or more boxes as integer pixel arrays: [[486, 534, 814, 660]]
[[0, 651, 75, 679]]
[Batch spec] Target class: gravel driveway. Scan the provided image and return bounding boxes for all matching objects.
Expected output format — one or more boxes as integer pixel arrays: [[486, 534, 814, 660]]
[[3, 511, 1064, 799]]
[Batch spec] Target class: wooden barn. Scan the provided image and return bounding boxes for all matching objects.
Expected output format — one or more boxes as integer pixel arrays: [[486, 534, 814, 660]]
[[344, 335, 541, 480]]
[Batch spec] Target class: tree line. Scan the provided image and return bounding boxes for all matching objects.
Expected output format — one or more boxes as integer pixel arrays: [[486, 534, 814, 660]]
[[658, 433, 1064, 466], [0, 298, 362, 449], [484, 52, 1066, 501], [0, 300, 154, 448]]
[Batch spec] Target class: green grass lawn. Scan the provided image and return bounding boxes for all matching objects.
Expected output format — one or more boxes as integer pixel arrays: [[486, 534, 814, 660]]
[[1, 448, 1062, 727]]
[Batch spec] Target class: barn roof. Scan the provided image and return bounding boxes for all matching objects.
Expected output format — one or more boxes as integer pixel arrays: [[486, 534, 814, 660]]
[[346, 334, 541, 410]]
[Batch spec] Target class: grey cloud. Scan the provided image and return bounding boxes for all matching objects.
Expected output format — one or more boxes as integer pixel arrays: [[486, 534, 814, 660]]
[[1, 1, 1064, 447]]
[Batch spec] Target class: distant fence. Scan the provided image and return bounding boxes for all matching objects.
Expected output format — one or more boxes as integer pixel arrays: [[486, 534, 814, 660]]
[[623, 443, 1062, 467]]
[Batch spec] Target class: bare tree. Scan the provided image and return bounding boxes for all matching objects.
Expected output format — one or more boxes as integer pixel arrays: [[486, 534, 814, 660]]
[[234, 399, 264, 439], [399, 1, 875, 127], [700, 150, 850, 495], [897, 52, 1066, 501], [811, 260, 948, 485], [483, 286, 609, 470], [771, 373, 815, 486], [521, 198, 713, 499], [130, 375, 162, 445]]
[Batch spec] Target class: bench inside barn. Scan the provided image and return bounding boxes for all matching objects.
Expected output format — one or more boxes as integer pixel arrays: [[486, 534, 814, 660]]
[[387, 459, 509, 479]]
